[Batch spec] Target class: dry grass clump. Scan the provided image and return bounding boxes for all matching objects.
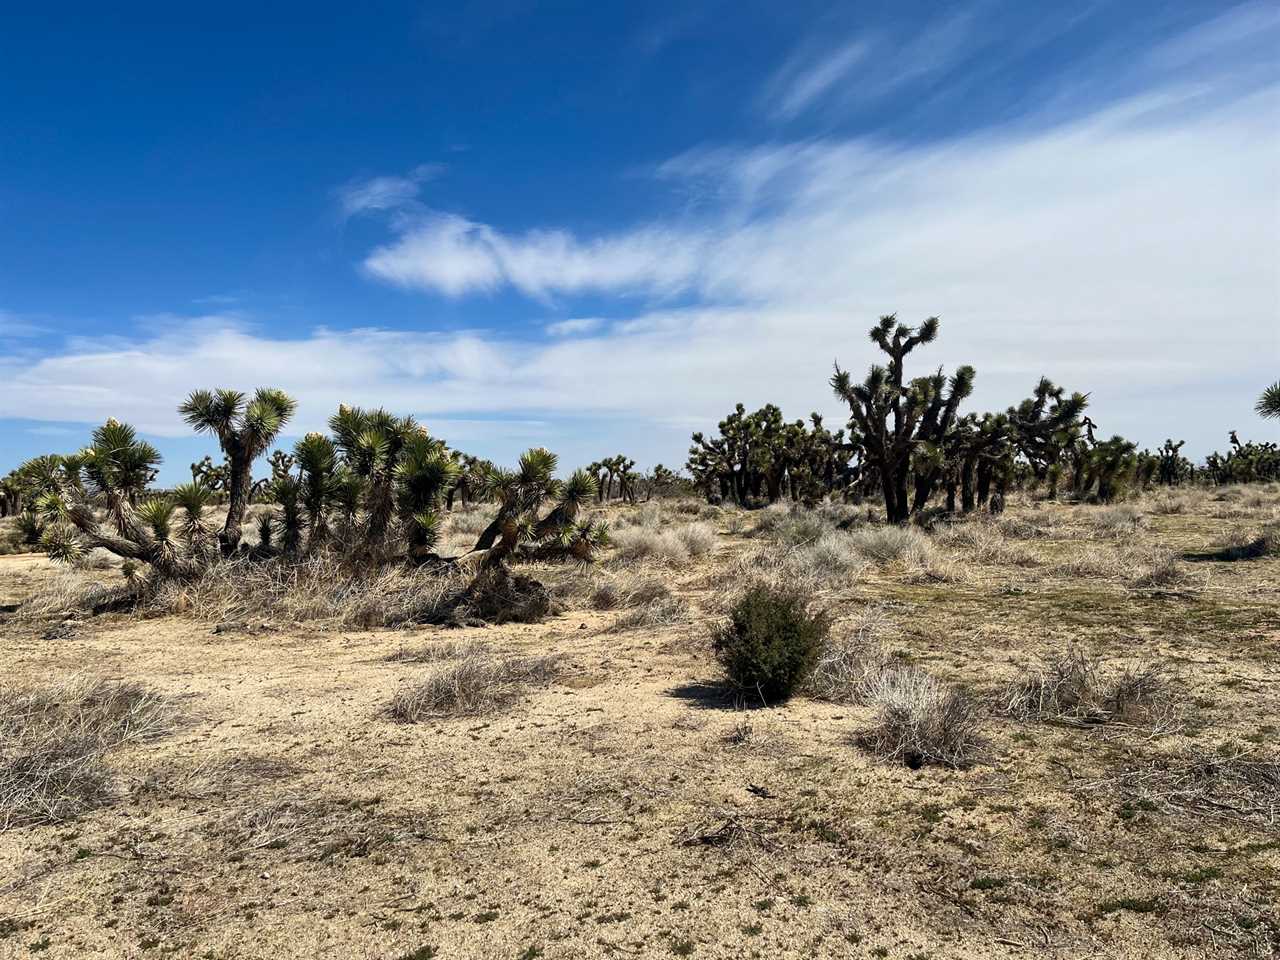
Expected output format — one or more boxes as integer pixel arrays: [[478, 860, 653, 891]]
[[14, 572, 132, 622], [1000, 651, 1179, 731], [150, 556, 470, 627], [1130, 549, 1193, 588], [1088, 505, 1146, 538], [445, 507, 493, 538], [385, 638, 488, 663], [725, 531, 868, 593], [857, 666, 982, 769], [845, 525, 935, 565], [608, 595, 692, 632], [590, 573, 671, 610], [935, 521, 1040, 566], [1214, 522, 1280, 561], [388, 651, 560, 720], [0, 678, 172, 827], [615, 502, 665, 528], [805, 605, 896, 703], [993, 515, 1054, 539], [1147, 493, 1190, 515], [610, 518, 716, 564]]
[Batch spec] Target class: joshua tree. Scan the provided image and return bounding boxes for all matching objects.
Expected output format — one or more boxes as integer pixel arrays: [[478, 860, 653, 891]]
[[1154, 439, 1191, 486], [292, 432, 338, 552], [832, 315, 974, 523], [179, 387, 297, 555], [36, 421, 208, 580], [472, 449, 606, 569], [1258, 381, 1280, 420], [394, 430, 460, 563]]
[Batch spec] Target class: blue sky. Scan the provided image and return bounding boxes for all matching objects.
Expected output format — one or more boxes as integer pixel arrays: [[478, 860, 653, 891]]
[[2, 0, 1277, 482]]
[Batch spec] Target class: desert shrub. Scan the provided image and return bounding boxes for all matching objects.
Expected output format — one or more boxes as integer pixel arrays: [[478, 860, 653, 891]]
[[609, 527, 690, 565], [0, 678, 171, 827], [751, 503, 837, 545], [1215, 522, 1280, 561], [724, 532, 867, 594], [999, 651, 1177, 730], [388, 652, 559, 720], [616, 502, 664, 528], [846, 525, 934, 565], [805, 605, 895, 703], [1131, 550, 1192, 588], [591, 574, 670, 610], [749, 502, 792, 538], [445, 508, 493, 537], [148, 556, 472, 627], [1088, 505, 1146, 538], [935, 521, 1039, 566], [857, 666, 982, 769], [385, 638, 488, 663], [713, 586, 829, 703], [607, 595, 691, 632], [456, 567, 554, 625], [673, 522, 717, 557], [1148, 494, 1188, 515], [14, 573, 133, 622]]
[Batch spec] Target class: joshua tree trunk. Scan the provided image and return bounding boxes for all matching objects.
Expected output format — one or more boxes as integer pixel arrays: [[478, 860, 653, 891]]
[[220, 439, 252, 555]]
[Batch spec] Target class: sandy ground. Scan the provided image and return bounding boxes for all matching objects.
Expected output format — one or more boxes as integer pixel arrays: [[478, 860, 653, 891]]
[[0, 493, 1277, 959]]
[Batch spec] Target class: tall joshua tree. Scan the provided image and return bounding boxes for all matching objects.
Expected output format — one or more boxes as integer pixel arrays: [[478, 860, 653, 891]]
[[179, 387, 297, 555], [1258, 381, 1280, 420], [832, 315, 974, 524]]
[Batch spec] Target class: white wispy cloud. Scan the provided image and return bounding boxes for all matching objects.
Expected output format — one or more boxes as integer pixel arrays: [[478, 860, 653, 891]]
[[365, 216, 709, 300], [0, 310, 45, 337], [545, 317, 605, 337], [337, 164, 445, 217], [758, 10, 977, 121], [762, 39, 871, 120]]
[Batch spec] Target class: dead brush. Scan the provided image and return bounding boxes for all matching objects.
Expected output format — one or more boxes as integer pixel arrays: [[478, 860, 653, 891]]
[[149, 555, 470, 627], [1087, 505, 1147, 539], [14, 572, 133, 622], [590, 572, 673, 610], [999, 651, 1180, 732], [935, 521, 1039, 566], [0, 678, 172, 827], [1082, 747, 1279, 829], [608, 526, 691, 566], [385, 638, 489, 663], [857, 665, 983, 769], [805, 605, 896, 703], [607, 595, 692, 633], [388, 651, 560, 720], [722, 533, 867, 594]]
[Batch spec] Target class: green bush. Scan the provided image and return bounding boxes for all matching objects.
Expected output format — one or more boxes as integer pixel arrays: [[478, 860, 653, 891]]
[[713, 586, 829, 703]]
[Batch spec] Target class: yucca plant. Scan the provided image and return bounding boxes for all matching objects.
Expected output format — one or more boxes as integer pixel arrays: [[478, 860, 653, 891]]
[[471, 452, 608, 568], [329, 405, 421, 552], [1259, 381, 1280, 421], [171, 481, 217, 554], [293, 432, 338, 552], [179, 387, 297, 554], [78, 420, 161, 534], [35, 422, 204, 581], [394, 431, 460, 562]]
